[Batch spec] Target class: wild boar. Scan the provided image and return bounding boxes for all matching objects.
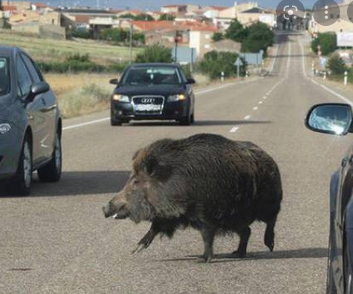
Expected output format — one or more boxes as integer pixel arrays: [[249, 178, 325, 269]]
[[103, 133, 282, 262]]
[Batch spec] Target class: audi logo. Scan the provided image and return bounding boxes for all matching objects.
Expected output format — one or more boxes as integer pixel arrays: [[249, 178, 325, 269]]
[[141, 98, 155, 104]]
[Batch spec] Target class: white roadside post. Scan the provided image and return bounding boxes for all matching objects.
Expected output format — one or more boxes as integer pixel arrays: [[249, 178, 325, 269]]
[[344, 71, 348, 85], [312, 61, 315, 75], [234, 58, 243, 79], [323, 71, 326, 80], [221, 72, 225, 82]]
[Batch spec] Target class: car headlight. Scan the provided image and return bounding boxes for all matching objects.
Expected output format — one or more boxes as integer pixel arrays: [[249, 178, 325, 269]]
[[168, 94, 186, 102], [112, 94, 129, 103], [0, 123, 11, 135]]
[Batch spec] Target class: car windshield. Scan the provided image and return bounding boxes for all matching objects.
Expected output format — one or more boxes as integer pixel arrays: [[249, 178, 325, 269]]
[[0, 57, 10, 96], [122, 67, 182, 86]]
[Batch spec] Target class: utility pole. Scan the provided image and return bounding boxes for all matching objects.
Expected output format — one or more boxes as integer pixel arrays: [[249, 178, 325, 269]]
[[129, 24, 133, 64]]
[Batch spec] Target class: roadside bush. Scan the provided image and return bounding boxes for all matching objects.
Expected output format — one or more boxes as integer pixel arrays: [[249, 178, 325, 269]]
[[135, 44, 173, 63], [311, 32, 336, 56], [101, 28, 128, 42], [199, 51, 246, 80], [67, 28, 91, 39], [327, 54, 347, 75], [38, 54, 127, 73]]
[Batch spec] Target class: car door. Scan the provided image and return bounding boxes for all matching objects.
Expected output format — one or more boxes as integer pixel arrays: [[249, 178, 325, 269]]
[[21, 53, 56, 160], [335, 146, 353, 282], [16, 54, 47, 166]]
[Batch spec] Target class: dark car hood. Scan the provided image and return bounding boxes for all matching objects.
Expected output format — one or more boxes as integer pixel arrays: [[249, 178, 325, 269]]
[[115, 85, 186, 96]]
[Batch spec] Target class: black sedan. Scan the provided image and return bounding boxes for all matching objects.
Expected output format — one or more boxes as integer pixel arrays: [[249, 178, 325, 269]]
[[0, 46, 62, 196], [306, 103, 353, 294], [110, 63, 195, 126]]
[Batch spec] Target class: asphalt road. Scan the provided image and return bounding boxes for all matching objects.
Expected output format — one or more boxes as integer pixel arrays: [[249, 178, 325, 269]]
[[1, 32, 353, 294]]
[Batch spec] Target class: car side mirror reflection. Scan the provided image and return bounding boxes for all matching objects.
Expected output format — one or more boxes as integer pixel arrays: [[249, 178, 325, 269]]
[[305, 103, 353, 136], [110, 78, 119, 85]]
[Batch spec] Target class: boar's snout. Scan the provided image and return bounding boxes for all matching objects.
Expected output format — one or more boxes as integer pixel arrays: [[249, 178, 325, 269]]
[[103, 200, 129, 219]]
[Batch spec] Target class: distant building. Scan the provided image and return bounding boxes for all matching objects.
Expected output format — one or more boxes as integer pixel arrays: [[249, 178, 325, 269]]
[[161, 5, 187, 15], [237, 7, 276, 27], [189, 27, 218, 57], [210, 39, 241, 53], [203, 6, 227, 19]]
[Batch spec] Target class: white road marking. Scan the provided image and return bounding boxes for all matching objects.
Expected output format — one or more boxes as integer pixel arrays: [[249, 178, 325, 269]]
[[286, 39, 291, 78], [63, 117, 110, 131], [269, 42, 280, 74], [229, 127, 240, 133], [263, 96, 267, 99], [297, 34, 353, 106], [259, 101, 263, 104], [253, 106, 258, 110], [244, 115, 251, 120]]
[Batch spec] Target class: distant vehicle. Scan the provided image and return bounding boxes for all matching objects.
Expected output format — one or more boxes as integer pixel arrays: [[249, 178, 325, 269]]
[[306, 103, 353, 294], [0, 46, 62, 196], [110, 63, 196, 126]]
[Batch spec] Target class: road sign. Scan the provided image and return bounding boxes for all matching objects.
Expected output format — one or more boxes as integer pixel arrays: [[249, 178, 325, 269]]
[[234, 58, 244, 66]]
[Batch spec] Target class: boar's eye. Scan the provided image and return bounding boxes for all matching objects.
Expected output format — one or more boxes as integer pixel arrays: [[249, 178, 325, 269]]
[[144, 156, 172, 181]]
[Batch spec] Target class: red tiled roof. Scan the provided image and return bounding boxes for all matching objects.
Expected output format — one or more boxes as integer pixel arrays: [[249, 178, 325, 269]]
[[3, 5, 17, 11], [132, 20, 218, 32], [162, 4, 186, 8], [206, 6, 228, 11], [32, 3, 47, 8], [75, 15, 93, 24]]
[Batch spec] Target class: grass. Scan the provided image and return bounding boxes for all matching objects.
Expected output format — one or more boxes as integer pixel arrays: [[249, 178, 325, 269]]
[[0, 29, 142, 65], [45, 73, 116, 118]]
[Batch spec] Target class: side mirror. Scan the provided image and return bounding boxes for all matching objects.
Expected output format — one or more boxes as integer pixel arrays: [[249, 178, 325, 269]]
[[186, 78, 196, 84], [27, 82, 50, 101], [110, 78, 119, 85], [305, 103, 353, 136]]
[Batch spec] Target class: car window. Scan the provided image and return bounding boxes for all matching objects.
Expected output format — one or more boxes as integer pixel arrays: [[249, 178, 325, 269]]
[[21, 54, 43, 83], [17, 55, 33, 97], [0, 57, 10, 96], [122, 67, 182, 86]]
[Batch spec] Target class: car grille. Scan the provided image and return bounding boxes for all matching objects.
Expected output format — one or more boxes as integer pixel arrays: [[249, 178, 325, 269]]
[[132, 96, 164, 114]]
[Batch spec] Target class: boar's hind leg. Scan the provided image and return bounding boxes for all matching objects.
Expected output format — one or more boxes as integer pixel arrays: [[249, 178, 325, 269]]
[[200, 227, 216, 263], [232, 227, 251, 258], [264, 217, 277, 252]]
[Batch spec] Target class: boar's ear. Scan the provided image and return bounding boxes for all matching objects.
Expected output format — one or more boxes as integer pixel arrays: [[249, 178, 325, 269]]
[[144, 156, 172, 181]]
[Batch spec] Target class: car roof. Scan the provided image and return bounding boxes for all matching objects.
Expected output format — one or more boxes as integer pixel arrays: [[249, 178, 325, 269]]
[[0, 46, 25, 57], [130, 63, 180, 69]]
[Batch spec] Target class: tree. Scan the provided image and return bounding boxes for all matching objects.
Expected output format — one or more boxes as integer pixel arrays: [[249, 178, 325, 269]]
[[212, 32, 224, 42], [101, 28, 128, 42], [327, 54, 347, 75], [159, 14, 175, 21], [135, 44, 173, 63], [225, 19, 249, 42], [134, 14, 154, 21], [311, 32, 337, 56], [241, 22, 274, 53]]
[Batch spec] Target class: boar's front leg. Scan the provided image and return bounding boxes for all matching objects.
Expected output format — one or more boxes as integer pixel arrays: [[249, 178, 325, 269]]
[[132, 224, 159, 254], [200, 227, 216, 263]]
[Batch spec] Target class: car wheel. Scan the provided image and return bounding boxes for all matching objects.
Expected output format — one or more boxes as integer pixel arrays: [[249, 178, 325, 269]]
[[190, 113, 195, 124], [10, 136, 32, 196], [111, 117, 122, 126], [38, 132, 62, 182], [180, 113, 191, 126], [327, 236, 338, 294], [345, 243, 353, 294]]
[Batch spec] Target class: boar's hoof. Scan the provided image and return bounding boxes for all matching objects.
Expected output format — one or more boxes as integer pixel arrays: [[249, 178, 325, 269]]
[[231, 250, 247, 258], [132, 239, 152, 254], [202, 254, 213, 263]]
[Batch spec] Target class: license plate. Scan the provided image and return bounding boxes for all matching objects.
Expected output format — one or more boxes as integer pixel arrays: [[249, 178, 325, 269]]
[[135, 104, 162, 112]]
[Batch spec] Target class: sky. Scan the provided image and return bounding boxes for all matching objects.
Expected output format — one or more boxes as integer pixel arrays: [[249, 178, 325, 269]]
[[30, 0, 320, 10]]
